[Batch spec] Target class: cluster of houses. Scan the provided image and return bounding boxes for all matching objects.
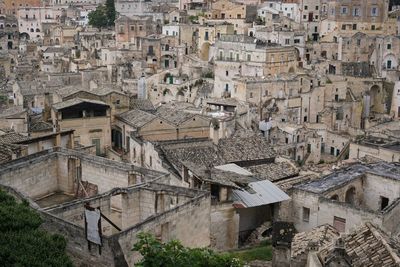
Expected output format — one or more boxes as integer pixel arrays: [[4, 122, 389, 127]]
[[1, 0, 400, 266]]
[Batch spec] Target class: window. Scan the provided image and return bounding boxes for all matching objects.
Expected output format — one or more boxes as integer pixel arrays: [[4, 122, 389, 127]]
[[353, 24, 357, 30], [353, 7, 360, 17], [371, 25, 376, 30], [342, 24, 346, 30], [302, 207, 310, 222], [247, 54, 251, 61], [341, 6, 348, 15], [204, 31, 209, 41], [387, 60, 392, 69], [149, 156, 152, 167], [225, 84, 229, 92], [226, 70, 229, 76], [371, 7, 378, 17], [285, 39, 290, 45], [304, 5, 308, 10], [294, 39, 300, 44], [387, 44, 392, 50], [333, 216, 346, 232], [249, 92, 253, 98], [316, 6, 319, 10], [381, 197, 389, 210]]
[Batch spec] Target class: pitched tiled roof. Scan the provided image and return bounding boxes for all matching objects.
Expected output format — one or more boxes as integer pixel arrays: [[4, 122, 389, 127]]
[[117, 109, 157, 128], [291, 224, 340, 259], [130, 99, 156, 112], [160, 139, 225, 171], [245, 162, 298, 182], [0, 132, 29, 144], [319, 223, 400, 267], [218, 135, 276, 163]]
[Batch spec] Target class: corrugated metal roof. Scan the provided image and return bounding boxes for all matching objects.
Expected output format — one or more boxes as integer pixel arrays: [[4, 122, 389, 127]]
[[232, 180, 290, 208]]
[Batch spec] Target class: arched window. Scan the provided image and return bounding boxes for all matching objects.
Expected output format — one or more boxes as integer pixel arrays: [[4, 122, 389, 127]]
[[331, 194, 339, 201]]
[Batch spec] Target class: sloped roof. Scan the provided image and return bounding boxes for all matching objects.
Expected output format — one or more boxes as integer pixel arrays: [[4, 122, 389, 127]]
[[291, 224, 339, 260], [52, 98, 109, 110], [0, 132, 29, 144], [218, 135, 276, 163], [117, 109, 157, 128], [318, 223, 400, 266], [245, 162, 298, 182], [130, 99, 156, 112], [160, 139, 225, 171], [232, 179, 290, 208]]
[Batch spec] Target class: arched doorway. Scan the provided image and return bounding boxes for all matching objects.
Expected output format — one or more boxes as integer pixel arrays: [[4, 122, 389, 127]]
[[345, 187, 356, 205], [369, 85, 381, 113]]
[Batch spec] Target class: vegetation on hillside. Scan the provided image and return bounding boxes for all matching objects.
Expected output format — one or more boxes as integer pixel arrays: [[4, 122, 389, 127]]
[[133, 232, 243, 267], [0, 189, 72, 266]]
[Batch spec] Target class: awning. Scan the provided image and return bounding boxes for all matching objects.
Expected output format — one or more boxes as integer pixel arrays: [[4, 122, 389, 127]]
[[232, 179, 290, 208]]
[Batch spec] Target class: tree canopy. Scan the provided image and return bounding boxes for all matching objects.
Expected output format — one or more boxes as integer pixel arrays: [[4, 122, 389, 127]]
[[0, 189, 72, 266], [88, 0, 116, 29], [132, 232, 243, 267]]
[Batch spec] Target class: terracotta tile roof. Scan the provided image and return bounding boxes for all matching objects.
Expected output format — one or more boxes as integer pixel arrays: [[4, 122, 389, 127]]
[[245, 162, 298, 182], [0, 132, 29, 144], [319, 223, 400, 267], [291, 224, 339, 259], [218, 135, 276, 163]]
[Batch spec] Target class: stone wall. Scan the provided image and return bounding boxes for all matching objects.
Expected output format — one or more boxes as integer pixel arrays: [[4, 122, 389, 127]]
[[0, 154, 59, 199], [210, 203, 239, 250], [43, 183, 211, 266]]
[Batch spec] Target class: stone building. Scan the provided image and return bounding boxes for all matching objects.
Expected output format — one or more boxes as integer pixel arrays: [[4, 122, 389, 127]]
[[51, 98, 112, 155], [205, 0, 257, 21], [349, 135, 400, 163], [290, 162, 400, 236], [213, 34, 297, 98], [1, 0, 41, 15], [115, 15, 155, 49], [0, 147, 211, 266], [320, 0, 393, 36], [17, 7, 62, 40]]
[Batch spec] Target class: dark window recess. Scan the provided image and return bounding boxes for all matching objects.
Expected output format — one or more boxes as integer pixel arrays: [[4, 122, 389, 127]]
[[381, 197, 389, 210]]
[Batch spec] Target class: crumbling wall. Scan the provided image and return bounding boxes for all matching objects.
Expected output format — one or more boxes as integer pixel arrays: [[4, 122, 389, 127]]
[[117, 193, 211, 266]]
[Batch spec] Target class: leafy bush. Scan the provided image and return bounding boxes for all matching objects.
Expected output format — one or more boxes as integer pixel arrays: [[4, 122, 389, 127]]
[[0, 189, 72, 266], [133, 232, 242, 267]]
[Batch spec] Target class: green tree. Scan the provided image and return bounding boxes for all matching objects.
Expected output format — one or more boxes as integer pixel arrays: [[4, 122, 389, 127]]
[[88, 5, 108, 29], [88, 0, 116, 29], [133, 232, 242, 267], [105, 0, 116, 26], [0, 189, 72, 266]]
